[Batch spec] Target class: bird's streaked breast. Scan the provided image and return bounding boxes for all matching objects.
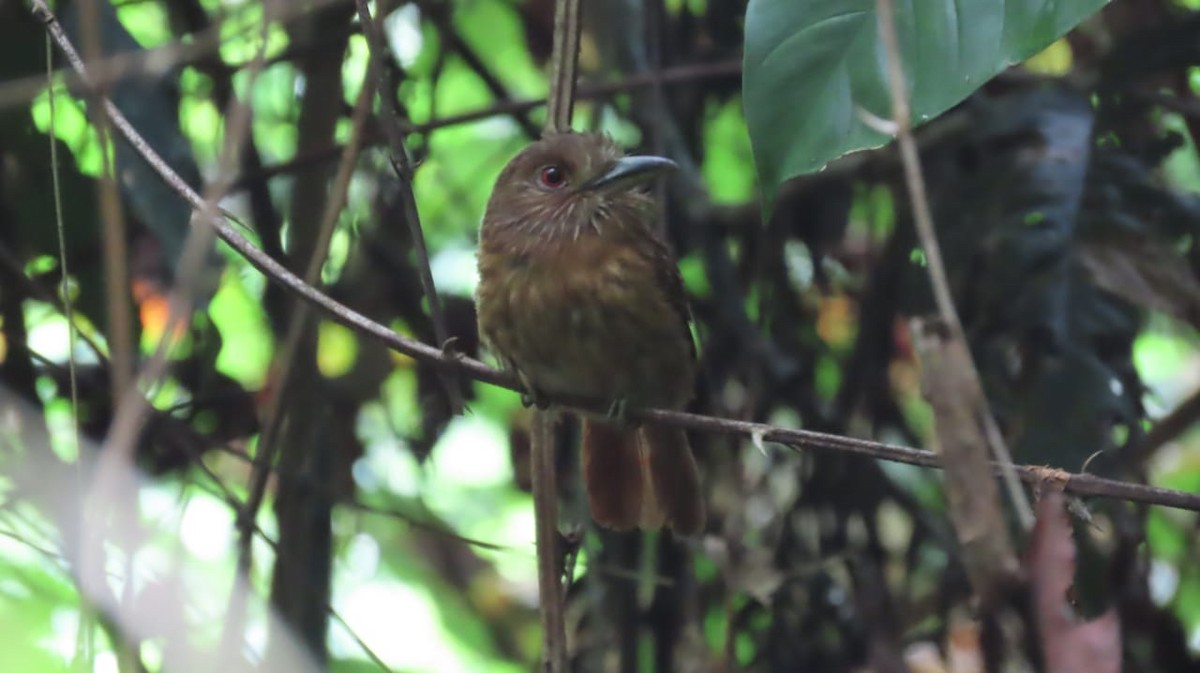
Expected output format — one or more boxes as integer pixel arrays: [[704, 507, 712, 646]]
[[476, 233, 693, 407]]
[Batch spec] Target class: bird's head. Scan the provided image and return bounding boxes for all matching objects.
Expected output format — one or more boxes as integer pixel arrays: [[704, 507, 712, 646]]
[[481, 132, 677, 244]]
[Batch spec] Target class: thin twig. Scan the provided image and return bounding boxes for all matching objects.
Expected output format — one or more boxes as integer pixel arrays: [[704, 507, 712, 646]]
[[874, 3, 952, 329], [327, 609, 398, 673], [545, 0, 582, 134], [48, 31, 91, 659], [31, 0, 1200, 520], [874, 0, 1034, 530], [532, 410, 568, 672], [355, 0, 462, 413], [45, 35, 81, 456], [344, 500, 509, 552]]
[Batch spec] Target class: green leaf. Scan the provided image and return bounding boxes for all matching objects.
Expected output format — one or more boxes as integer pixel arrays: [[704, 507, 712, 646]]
[[743, 0, 1110, 210]]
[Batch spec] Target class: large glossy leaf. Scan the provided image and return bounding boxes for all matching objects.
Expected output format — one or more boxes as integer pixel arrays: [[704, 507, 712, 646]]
[[743, 0, 1110, 209]]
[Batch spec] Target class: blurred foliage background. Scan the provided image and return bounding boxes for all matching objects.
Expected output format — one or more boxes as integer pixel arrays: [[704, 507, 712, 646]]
[[2, 0, 1200, 671]]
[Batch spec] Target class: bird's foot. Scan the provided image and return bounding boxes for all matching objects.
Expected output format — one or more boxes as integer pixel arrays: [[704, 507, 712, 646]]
[[520, 387, 550, 410], [558, 526, 584, 589], [605, 398, 630, 425], [440, 336, 461, 360]]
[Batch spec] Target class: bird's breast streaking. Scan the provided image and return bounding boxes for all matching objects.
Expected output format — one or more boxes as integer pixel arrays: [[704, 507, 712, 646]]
[[477, 230, 693, 409]]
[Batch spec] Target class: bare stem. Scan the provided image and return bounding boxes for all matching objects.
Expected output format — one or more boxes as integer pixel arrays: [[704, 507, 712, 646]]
[[874, 0, 1034, 529], [545, 0, 583, 134], [532, 411, 568, 672]]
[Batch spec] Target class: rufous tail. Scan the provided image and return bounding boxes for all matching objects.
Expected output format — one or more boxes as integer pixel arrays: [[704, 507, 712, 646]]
[[582, 420, 644, 530], [641, 423, 704, 535], [582, 420, 704, 535]]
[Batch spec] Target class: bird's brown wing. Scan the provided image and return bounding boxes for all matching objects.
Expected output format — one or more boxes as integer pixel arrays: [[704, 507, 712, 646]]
[[636, 229, 706, 535], [647, 233, 697, 363]]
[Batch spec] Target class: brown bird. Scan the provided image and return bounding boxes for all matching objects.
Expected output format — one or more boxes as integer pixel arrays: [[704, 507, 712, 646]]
[[476, 132, 704, 535]]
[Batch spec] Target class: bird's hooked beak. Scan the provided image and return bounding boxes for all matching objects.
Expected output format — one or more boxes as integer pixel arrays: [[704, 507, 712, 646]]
[[581, 155, 678, 192]]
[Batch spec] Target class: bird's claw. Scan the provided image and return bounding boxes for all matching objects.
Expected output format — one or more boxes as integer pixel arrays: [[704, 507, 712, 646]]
[[558, 525, 584, 589], [606, 398, 629, 424], [440, 336, 461, 360], [521, 387, 550, 410]]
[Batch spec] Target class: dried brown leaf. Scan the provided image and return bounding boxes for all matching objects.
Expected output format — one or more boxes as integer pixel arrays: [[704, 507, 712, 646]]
[[912, 318, 1018, 601], [1025, 490, 1121, 673]]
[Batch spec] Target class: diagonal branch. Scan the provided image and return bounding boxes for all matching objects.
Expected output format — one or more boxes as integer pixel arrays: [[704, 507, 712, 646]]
[[30, 0, 1200, 521], [354, 0, 463, 414]]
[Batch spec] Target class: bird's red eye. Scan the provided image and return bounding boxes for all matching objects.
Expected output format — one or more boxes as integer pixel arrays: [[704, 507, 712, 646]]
[[538, 165, 566, 189]]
